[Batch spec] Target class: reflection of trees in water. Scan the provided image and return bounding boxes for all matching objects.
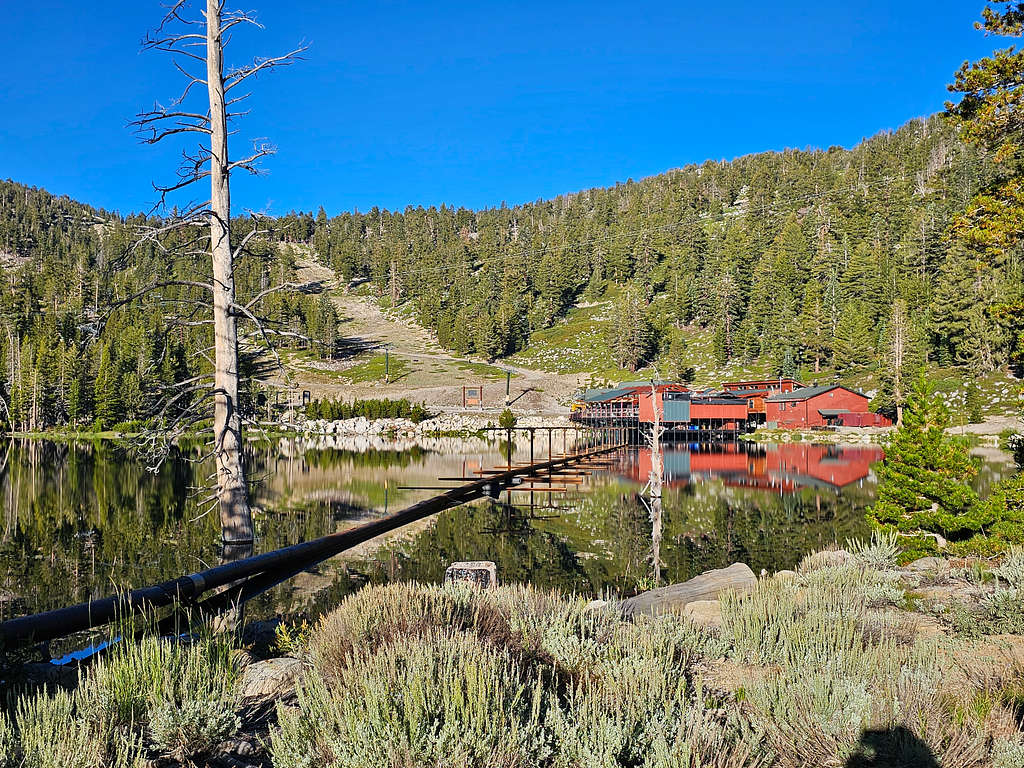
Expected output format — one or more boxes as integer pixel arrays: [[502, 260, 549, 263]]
[[0, 440, 342, 622], [656, 485, 872, 583], [0, 438, 879, 629], [357, 502, 593, 594], [354, 479, 873, 597]]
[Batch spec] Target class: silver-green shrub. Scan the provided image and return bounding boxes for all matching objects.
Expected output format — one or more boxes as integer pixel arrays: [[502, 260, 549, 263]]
[[274, 630, 548, 768], [994, 546, 1024, 588], [15, 687, 143, 768], [992, 737, 1024, 768], [282, 583, 736, 768], [0, 711, 16, 768], [148, 698, 240, 758], [847, 530, 900, 571]]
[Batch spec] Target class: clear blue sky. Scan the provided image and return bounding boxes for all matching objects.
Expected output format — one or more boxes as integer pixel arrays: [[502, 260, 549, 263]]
[[0, 1, 1000, 217]]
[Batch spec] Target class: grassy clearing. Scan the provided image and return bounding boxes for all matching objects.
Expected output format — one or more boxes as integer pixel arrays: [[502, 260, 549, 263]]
[[339, 353, 412, 383], [453, 360, 514, 379]]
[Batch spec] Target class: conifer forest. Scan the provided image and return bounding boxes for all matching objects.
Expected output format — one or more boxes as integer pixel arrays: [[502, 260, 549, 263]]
[[2, 111, 1022, 431]]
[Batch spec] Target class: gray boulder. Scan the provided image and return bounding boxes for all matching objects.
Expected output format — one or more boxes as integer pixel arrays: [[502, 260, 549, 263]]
[[239, 657, 303, 700], [620, 563, 756, 618]]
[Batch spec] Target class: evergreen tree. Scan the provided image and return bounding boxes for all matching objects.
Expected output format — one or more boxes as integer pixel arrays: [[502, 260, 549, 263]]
[[93, 345, 121, 429], [799, 280, 829, 373], [609, 284, 655, 372], [868, 378, 979, 538], [832, 300, 875, 372]]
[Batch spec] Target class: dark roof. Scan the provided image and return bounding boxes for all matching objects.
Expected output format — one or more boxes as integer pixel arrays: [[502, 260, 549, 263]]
[[616, 379, 675, 389], [722, 378, 804, 388], [818, 408, 852, 416], [765, 384, 867, 403], [582, 387, 635, 403]]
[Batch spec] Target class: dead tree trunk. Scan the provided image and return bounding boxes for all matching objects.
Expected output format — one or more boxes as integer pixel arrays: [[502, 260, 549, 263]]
[[646, 382, 665, 585], [132, 1, 304, 544], [206, 0, 252, 544]]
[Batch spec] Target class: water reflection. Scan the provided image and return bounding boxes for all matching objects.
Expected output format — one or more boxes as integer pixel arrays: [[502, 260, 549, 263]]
[[614, 442, 884, 492], [0, 436, 1006, 649]]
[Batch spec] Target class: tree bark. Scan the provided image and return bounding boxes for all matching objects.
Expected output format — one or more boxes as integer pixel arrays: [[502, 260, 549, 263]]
[[207, 0, 253, 544]]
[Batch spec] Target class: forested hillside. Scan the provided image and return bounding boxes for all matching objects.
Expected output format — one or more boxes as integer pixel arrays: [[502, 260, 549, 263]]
[[0, 181, 339, 431], [298, 114, 1022, 397], [2, 113, 1022, 431]]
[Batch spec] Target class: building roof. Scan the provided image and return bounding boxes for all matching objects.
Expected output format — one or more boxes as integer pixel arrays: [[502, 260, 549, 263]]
[[818, 408, 852, 416], [582, 387, 636, 403], [617, 379, 676, 389], [765, 384, 867, 403], [722, 378, 804, 389]]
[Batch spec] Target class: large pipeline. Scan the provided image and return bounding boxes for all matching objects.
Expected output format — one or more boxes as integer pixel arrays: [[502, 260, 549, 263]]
[[1, 443, 620, 650]]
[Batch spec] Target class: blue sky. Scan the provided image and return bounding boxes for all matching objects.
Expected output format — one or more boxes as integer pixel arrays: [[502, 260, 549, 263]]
[[0, 1, 1001, 216]]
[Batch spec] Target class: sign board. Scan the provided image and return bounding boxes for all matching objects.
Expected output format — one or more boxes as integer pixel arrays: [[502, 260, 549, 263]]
[[444, 560, 497, 588], [463, 385, 483, 408]]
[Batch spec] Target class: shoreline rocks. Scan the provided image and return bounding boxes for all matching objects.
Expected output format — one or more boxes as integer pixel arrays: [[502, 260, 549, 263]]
[[291, 412, 578, 452]]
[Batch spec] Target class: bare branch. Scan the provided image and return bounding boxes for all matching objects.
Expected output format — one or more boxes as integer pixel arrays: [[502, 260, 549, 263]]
[[224, 44, 310, 91]]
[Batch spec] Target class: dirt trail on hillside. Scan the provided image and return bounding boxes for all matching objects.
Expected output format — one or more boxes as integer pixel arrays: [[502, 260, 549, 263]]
[[287, 248, 583, 413]]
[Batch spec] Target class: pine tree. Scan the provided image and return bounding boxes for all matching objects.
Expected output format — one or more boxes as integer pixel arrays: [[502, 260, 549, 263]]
[[609, 284, 655, 372], [833, 300, 876, 372], [93, 344, 121, 429], [665, 332, 695, 383], [799, 280, 829, 373], [868, 378, 979, 538]]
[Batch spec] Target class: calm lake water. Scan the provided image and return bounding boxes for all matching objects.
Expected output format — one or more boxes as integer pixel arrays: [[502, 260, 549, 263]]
[[0, 436, 1014, 639]]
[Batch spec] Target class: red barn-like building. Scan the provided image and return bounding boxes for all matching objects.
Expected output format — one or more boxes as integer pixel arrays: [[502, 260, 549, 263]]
[[765, 384, 890, 428], [722, 378, 804, 418]]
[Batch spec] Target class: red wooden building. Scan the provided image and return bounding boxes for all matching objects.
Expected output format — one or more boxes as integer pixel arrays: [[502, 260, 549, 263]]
[[764, 384, 890, 428], [722, 378, 804, 418]]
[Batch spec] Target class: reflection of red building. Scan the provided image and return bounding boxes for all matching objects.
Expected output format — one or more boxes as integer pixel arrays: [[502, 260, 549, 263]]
[[623, 443, 883, 491], [765, 385, 891, 429]]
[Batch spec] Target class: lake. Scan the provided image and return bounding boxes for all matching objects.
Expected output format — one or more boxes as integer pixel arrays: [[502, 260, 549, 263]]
[[0, 436, 1013, 645]]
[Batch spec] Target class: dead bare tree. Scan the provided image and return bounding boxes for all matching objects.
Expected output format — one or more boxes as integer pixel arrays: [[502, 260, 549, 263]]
[[641, 379, 666, 586], [132, 0, 306, 545]]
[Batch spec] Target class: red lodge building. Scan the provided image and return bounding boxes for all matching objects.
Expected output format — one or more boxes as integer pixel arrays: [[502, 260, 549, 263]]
[[764, 384, 891, 428], [721, 378, 804, 423]]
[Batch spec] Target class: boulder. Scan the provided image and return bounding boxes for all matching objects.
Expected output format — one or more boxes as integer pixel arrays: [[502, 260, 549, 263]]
[[904, 556, 949, 573], [619, 563, 756, 618], [774, 569, 798, 581], [239, 657, 304, 700], [681, 599, 722, 629], [798, 548, 853, 572]]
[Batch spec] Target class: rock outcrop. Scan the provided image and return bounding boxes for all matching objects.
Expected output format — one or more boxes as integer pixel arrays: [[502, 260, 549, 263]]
[[619, 563, 756, 618]]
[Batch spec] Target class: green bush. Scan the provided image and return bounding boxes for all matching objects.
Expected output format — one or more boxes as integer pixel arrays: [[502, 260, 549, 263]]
[[498, 408, 517, 430], [304, 397, 432, 423], [278, 583, 738, 768], [0, 633, 239, 765]]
